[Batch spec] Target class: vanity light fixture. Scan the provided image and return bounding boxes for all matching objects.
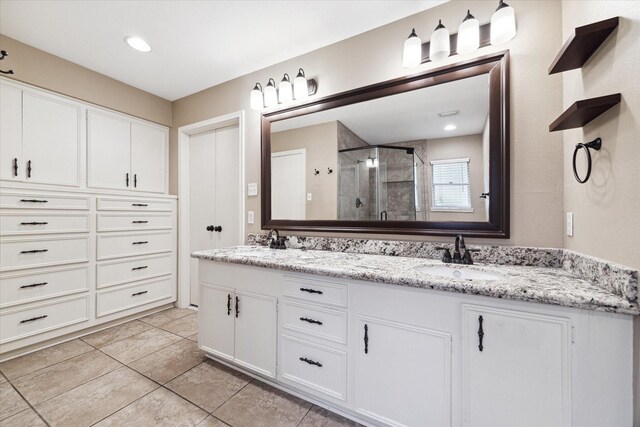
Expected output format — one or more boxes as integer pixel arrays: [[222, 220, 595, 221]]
[[402, 28, 422, 68], [264, 78, 278, 108], [444, 124, 457, 131], [365, 156, 379, 168], [250, 83, 264, 111], [124, 36, 152, 53], [294, 68, 309, 100], [490, 0, 517, 45], [429, 20, 450, 62], [457, 10, 480, 54], [278, 73, 293, 103]]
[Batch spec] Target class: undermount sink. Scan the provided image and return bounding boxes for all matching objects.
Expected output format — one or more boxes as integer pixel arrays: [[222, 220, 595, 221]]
[[417, 265, 505, 281]]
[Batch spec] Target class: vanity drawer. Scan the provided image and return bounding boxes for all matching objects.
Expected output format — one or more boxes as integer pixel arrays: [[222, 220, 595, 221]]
[[0, 213, 89, 236], [0, 236, 89, 272], [283, 275, 348, 308], [0, 265, 89, 308], [97, 213, 172, 232], [0, 296, 89, 344], [280, 300, 347, 344], [0, 193, 89, 210], [96, 276, 174, 317], [97, 253, 173, 289], [97, 197, 172, 212], [97, 231, 172, 260], [280, 334, 347, 402]]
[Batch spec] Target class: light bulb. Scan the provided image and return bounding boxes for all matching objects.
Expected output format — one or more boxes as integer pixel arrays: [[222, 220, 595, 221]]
[[250, 83, 263, 111], [264, 78, 278, 108], [278, 73, 293, 103], [402, 28, 422, 68], [429, 20, 450, 62], [490, 0, 516, 45], [294, 68, 308, 100], [457, 10, 480, 54]]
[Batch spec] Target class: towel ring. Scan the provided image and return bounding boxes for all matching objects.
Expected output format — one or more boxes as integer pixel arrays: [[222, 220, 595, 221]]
[[572, 138, 601, 184]]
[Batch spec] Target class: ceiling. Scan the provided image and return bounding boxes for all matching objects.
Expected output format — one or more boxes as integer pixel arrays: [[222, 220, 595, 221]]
[[0, 0, 446, 101], [271, 73, 490, 142]]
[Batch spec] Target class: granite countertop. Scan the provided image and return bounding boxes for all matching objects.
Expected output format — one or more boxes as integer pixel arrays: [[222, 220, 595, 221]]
[[191, 246, 640, 315]]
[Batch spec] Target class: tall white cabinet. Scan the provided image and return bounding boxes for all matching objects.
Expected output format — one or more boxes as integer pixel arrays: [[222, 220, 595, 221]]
[[0, 77, 176, 359]]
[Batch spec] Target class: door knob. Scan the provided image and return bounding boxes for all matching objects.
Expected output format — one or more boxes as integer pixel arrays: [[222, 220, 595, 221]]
[[214, 226, 222, 232], [206, 225, 214, 232]]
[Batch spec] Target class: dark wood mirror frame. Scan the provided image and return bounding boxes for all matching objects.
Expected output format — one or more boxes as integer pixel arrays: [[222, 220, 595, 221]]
[[261, 50, 510, 238]]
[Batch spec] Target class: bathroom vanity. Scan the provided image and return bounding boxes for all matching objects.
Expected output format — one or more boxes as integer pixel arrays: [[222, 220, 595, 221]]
[[193, 245, 637, 427]]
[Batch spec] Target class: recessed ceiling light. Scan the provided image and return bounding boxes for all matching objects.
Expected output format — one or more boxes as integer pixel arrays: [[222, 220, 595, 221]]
[[444, 124, 457, 131], [124, 36, 151, 53], [438, 110, 459, 117]]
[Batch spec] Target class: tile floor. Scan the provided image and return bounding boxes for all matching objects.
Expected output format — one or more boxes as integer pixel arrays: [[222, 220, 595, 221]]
[[0, 308, 362, 427]]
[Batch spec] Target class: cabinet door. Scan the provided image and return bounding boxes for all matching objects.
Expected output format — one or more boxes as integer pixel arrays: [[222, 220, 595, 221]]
[[234, 290, 277, 378], [198, 283, 235, 362], [87, 110, 131, 190], [463, 306, 570, 427], [22, 92, 80, 186], [131, 122, 167, 193], [0, 85, 22, 182], [354, 315, 452, 427]]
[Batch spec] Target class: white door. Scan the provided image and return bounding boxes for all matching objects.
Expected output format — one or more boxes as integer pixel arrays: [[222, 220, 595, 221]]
[[131, 122, 167, 193], [22, 92, 80, 186], [0, 85, 22, 182], [189, 125, 241, 306], [354, 315, 452, 427], [271, 149, 305, 220], [234, 290, 277, 378], [463, 306, 570, 427], [87, 110, 131, 190], [199, 283, 235, 362]]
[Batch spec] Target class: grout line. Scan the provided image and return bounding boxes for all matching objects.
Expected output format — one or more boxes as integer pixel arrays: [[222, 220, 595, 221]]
[[79, 319, 156, 350], [1, 342, 94, 382], [5, 379, 52, 427]]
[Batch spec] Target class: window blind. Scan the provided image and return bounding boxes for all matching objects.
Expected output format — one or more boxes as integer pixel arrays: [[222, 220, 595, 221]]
[[430, 158, 472, 210]]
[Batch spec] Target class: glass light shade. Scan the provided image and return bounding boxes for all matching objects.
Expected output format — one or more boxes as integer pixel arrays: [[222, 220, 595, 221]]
[[264, 79, 278, 108], [490, 1, 516, 45], [278, 74, 293, 103], [249, 83, 263, 111], [429, 20, 450, 62], [402, 28, 422, 68], [457, 11, 480, 54], [294, 68, 308, 100], [366, 157, 379, 168]]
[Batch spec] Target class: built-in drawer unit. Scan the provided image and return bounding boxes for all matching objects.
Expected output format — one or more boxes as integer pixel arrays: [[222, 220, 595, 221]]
[[0, 236, 90, 272], [283, 275, 348, 308], [0, 295, 89, 344], [96, 197, 172, 212], [280, 334, 347, 402], [0, 265, 90, 308], [0, 213, 89, 236], [280, 300, 347, 344], [97, 213, 172, 232], [96, 231, 172, 260], [96, 276, 174, 317], [97, 253, 173, 289], [0, 193, 90, 210]]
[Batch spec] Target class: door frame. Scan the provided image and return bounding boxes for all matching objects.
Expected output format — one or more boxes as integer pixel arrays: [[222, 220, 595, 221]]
[[177, 111, 245, 308], [270, 148, 306, 220]]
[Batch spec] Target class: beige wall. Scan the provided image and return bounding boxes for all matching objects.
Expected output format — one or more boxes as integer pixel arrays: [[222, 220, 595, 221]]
[[171, 0, 565, 248], [426, 134, 487, 222], [560, 2, 640, 423], [271, 121, 338, 220], [0, 34, 171, 127]]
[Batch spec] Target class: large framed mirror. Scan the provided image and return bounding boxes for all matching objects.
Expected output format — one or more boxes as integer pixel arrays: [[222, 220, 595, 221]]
[[261, 51, 509, 238]]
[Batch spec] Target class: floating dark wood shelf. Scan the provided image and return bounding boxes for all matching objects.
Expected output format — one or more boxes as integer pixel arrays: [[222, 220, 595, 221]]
[[548, 17, 619, 74], [549, 93, 621, 132]]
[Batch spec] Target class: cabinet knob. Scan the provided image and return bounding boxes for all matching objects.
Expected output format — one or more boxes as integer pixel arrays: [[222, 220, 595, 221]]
[[206, 225, 214, 232], [214, 226, 222, 232]]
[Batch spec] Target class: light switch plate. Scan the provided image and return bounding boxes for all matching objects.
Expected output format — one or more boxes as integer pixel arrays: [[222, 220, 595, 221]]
[[248, 211, 255, 224], [566, 212, 574, 237], [307, 193, 312, 201], [247, 183, 258, 196]]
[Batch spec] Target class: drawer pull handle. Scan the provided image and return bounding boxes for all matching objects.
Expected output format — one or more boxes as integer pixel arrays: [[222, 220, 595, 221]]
[[19, 199, 48, 203], [20, 315, 47, 324], [132, 203, 148, 207], [132, 221, 148, 224], [132, 291, 148, 297], [20, 249, 48, 254], [12, 158, 18, 176], [20, 222, 48, 225], [235, 296, 240, 318], [364, 324, 369, 354], [126, 173, 130, 187], [300, 317, 323, 325], [299, 357, 322, 368], [227, 294, 232, 316], [478, 315, 484, 352], [26, 160, 32, 178], [299, 287, 323, 295], [131, 266, 148, 271], [20, 282, 48, 289], [134, 173, 138, 188], [132, 241, 148, 245]]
